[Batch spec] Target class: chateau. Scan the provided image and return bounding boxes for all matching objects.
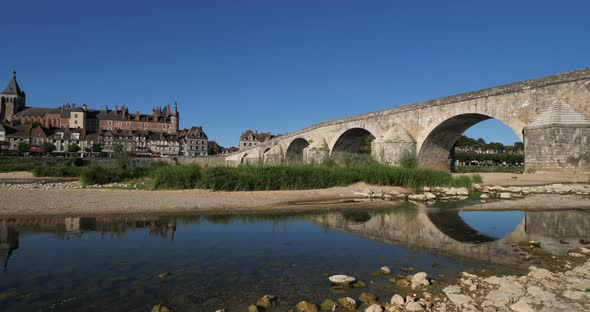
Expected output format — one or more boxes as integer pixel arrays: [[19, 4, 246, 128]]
[[0, 70, 208, 156]]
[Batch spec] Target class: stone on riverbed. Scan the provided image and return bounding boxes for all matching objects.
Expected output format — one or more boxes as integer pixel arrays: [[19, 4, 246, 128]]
[[365, 304, 384, 312], [390, 294, 404, 306], [358, 292, 378, 304], [499, 192, 513, 199], [336, 297, 357, 310], [296, 301, 318, 312], [320, 299, 339, 311], [411, 272, 429, 289], [405, 301, 425, 312], [152, 304, 173, 312], [380, 266, 392, 275], [329, 274, 356, 286], [256, 294, 277, 309]]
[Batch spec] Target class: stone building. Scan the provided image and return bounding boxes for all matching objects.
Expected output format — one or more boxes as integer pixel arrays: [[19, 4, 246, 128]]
[[0, 69, 26, 121], [179, 126, 208, 156], [239, 129, 275, 150], [1, 70, 179, 135]]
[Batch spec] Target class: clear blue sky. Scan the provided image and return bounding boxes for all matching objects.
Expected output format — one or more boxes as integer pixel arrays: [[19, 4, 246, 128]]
[[1, 0, 588, 147]]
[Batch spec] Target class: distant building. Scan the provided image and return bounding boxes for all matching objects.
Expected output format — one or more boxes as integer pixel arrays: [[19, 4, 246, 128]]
[[178, 126, 208, 156], [239, 129, 276, 150], [1, 70, 179, 135]]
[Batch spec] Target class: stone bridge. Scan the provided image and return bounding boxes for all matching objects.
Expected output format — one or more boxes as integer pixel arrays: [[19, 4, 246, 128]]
[[226, 68, 590, 173]]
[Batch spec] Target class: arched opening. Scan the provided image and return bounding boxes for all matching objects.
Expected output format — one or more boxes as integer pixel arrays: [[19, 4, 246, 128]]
[[331, 128, 375, 165], [285, 138, 309, 163], [240, 153, 248, 164], [419, 114, 523, 172]]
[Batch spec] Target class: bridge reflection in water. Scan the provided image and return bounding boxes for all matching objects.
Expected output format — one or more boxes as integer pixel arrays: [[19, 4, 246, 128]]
[[307, 206, 590, 265], [1, 207, 589, 271]]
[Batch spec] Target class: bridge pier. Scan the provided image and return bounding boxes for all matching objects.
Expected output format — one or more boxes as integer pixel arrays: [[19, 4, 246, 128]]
[[524, 100, 590, 174], [371, 140, 416, 166]]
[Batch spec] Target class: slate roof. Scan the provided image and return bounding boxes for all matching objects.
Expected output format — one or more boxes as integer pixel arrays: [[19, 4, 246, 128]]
[[1, 70, 25, 96]]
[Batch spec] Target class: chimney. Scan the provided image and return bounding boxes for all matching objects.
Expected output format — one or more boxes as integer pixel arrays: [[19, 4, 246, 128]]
[[121, 105, 127, 117], [114, 105, 118, 115], [165, 104, 171, 116], [105, 105, 108, 112], [72, 103, 76, 109], [135, 111, 140, 121]]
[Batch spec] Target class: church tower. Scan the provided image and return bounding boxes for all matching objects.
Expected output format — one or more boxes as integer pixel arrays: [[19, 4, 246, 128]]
[[171, 100, 179, 133], [0, 69, 26, 121]]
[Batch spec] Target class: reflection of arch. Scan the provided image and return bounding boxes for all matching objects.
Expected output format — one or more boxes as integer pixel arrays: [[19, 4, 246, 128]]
[[330, 128, 375, 164], [285, 138, 310, 162], [418, 114, 521, 171], [426, 211, 497, 243]]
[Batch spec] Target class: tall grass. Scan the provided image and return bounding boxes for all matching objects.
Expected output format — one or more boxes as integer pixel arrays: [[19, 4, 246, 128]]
[[151, 164, 201, 189], [80, 165, 147, 185], [31, 166, 82, 177], [199, 163, 475, 191]]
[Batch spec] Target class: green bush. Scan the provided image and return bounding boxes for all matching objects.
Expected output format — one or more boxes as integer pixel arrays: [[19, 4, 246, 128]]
[[80, 165, 147, 185], [31, 166, 82, 177], [151, 164, 201, 189]]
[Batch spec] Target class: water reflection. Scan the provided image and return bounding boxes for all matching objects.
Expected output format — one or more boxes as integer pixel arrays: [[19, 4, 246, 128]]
[[0, 206, 588, 311]]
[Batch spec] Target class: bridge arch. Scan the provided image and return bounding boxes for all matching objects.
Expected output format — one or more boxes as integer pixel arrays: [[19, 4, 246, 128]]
[[330, 127, 375, 163], [285, 138, 310, 162], [418, 113, 523, 171]]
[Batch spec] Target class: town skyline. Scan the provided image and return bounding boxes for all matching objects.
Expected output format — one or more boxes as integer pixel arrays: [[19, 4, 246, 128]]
[[2, 1, 589, 147]]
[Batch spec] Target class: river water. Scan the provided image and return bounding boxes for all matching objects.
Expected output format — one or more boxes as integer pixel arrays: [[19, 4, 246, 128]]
[[0, 202, 589, 311]]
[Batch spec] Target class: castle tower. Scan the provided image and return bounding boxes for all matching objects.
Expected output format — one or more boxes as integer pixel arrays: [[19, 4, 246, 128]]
[[171, 100, 179, 133], [0, 69, 26, 121]]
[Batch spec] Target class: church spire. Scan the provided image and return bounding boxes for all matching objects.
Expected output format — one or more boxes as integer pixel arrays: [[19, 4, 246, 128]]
[[2, 68, 24, 96]]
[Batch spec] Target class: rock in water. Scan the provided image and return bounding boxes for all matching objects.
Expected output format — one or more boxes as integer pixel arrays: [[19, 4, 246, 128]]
[[248, 304, 260, 312], [256, 295, 277, 309], [152, 304, 173, 312], [320, 299, 339, 311], [329, 274, 356, 286], [358, 292, 378, 304], [364, 304, 384, 312], [411, 272, 430, 289], [405, 302, 425, 312], [336, 297, 357, 310], [390, 294, 404, 306], [380, 266, 392, 275], [296, 301, 318, 312]]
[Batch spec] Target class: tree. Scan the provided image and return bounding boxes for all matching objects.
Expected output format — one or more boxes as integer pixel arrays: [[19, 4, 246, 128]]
[[67, 143, 81, 153], [40, 142, 56, 154], [513, 142, 524, 151], [17, 142, 29, 153], [91, 143, 103, 153], [112, 143, 132, 169]]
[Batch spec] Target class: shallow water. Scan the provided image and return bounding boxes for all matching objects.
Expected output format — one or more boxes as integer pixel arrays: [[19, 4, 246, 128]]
[[0, 203, 589, 311]]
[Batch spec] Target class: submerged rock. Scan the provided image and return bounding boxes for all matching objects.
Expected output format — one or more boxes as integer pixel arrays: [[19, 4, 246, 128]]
[[256, 295, 277, 309], [320, 299, 339, 311], [151, 304, 173, 312], [296, 301, 318, 312], [358, 292, 378, 304], [336, 297, 357, 310]]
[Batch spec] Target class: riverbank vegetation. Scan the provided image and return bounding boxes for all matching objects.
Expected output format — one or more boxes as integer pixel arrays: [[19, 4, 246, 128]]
[[3, 154, 480, 191]]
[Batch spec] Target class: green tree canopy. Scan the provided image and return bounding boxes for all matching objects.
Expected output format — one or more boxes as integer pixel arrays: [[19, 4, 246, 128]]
[[91, 143, 103, 153], [40, 142, 56, 153], [67, 143, 81, 153], [17, 142, 29, 153]]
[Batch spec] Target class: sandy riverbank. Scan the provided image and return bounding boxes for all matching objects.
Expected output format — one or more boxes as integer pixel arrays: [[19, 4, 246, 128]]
[[0, 172, 588, 216]]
